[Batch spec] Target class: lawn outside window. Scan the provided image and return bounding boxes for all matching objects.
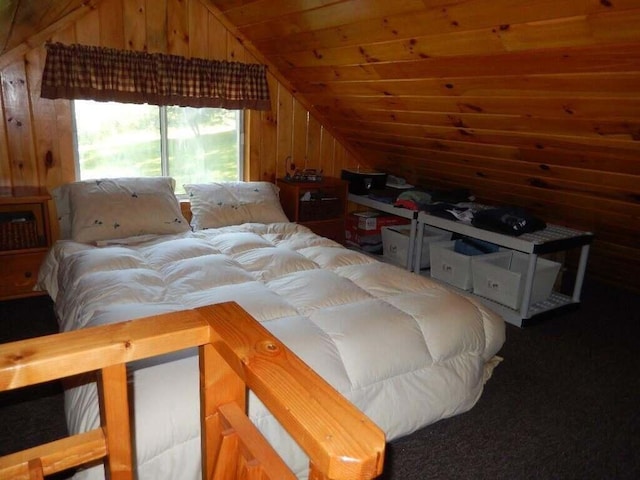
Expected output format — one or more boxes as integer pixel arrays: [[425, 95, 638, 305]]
[[73, 100, 243, 195]]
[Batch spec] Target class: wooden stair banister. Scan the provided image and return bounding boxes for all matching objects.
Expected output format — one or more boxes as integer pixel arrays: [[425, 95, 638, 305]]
[[0, 302, 386, 480]]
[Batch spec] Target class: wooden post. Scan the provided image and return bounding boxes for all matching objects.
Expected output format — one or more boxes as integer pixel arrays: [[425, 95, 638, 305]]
[[97, 364, 133, 480]]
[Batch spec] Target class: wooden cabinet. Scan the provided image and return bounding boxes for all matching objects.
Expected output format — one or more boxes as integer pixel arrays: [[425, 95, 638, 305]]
[[277, 177, 348, 243], [0, 187, 51, 300]]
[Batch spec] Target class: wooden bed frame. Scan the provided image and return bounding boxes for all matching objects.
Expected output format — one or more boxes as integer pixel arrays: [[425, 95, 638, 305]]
[[0, 302, 385, 480]]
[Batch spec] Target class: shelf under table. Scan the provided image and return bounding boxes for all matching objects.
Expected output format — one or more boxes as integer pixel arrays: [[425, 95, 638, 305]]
[[348, 193, 419, 271], [415, 211, 594, 327], [347, 196, 595, 326]]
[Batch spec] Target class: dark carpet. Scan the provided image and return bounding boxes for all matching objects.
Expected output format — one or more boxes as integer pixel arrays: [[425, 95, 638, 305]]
[[380, 278, 640, 480], [1, 278, 639, 479], [0, 296, 70, 479]]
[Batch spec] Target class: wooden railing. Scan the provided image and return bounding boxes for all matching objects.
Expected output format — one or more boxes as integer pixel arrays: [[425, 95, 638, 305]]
[[0, 302, 385, 480]]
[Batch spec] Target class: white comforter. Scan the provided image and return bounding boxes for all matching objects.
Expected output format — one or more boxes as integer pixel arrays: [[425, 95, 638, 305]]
[[39, 222, 505, 479]]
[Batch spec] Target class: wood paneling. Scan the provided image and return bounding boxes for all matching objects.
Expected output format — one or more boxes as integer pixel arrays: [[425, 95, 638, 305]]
[[146, 0, 168, 53], [99, 0, 124, 49], [1, 0, 639, 290], [0, 0, 92, 56], [209, 0, 640, 291], [0, 0, 359, 243], [1, 60, 38, 187]]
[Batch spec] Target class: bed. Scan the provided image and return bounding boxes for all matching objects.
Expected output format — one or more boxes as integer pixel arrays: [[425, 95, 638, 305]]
[[37, 177, 505, 480]]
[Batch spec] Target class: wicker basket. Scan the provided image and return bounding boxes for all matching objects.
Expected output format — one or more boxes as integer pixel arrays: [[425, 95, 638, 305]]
[[0, 212, 40, 250], [299, 198, 342, 222]]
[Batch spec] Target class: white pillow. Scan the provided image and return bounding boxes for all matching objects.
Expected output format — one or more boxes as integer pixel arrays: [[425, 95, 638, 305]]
[[56, 177, 190, 243], [184, 181, 289, 230]]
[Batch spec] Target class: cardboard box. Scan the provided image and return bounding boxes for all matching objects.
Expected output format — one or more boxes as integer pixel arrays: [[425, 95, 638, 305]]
[[345, 213, 378, 252], [345, 212, 410, 254], [352, 211, 379, 230], [471, 251, 561, 310], [349, 211, 410, 232], [382, 224, 451, 269], [429, 240, 476, 290]]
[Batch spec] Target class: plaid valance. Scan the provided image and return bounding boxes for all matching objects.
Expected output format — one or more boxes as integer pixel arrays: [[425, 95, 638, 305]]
[[41, 42, 271, 110]]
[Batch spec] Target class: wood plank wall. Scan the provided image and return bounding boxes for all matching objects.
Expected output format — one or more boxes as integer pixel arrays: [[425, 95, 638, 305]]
[[1, 0, 639, 292], [0, 0, 360, 241], [214, 0, 640, 292]]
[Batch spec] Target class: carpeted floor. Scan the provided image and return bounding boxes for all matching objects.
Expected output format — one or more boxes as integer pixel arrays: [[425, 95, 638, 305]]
[[1, 277, 639, 479], [379, 278, 640, 480], [0, 295, 70, 480]]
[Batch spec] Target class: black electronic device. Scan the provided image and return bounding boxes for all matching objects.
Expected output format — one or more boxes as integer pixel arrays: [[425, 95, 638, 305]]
[[341, 168, 387, 195]]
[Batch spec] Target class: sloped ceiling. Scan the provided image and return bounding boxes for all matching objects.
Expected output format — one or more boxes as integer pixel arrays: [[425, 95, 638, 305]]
[[0, 0, 97, 56], [1, 0, 639, 286], [207, 0, 640, 288]]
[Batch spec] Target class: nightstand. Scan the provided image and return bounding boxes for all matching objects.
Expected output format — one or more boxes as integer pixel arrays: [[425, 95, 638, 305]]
[[277, 177, 348, 243], [0, 186, 52, 300]]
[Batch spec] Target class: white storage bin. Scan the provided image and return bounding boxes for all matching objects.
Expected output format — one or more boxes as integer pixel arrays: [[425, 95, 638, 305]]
[[382, 224, 451, 269], [471, 251, 561, 310], [429, 240, 476, 290]]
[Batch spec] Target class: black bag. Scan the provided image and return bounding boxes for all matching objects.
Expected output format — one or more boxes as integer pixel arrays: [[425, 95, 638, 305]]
[[471, 207, 546, 236]]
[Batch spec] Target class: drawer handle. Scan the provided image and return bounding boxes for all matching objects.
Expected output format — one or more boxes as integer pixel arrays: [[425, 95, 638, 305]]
[[15, 271, 34, 287]]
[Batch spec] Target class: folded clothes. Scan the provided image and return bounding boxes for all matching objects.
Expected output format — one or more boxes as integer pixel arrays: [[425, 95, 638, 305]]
[[454, 237, 500, 255], [393, 187, 474, 212], [394, 190, 433, 210]]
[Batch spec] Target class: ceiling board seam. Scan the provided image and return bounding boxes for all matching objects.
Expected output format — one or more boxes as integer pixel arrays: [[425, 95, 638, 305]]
[[354, 140, 640, 180], [335, 121, 640, 145], [340, 129, 640, 155]]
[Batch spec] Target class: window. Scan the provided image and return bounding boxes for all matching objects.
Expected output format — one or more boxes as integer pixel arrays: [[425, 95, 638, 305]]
[[73, 100, 243, 194]]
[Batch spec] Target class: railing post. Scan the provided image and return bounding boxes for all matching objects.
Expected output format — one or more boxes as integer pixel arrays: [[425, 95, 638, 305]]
[[97, 364, 133, 480], [27, 458, 44, 480], [200, 343, 246, 480], [308, 463, 330, 480]]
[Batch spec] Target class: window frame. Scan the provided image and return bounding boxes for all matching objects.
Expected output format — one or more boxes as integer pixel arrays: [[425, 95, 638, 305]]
[[71, 101, 246, 193]]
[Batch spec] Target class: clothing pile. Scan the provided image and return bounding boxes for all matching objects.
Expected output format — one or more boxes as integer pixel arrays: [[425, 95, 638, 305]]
[[390, 187, 546, 237]]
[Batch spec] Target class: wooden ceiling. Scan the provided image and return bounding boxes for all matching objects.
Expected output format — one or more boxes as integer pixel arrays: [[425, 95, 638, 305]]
[[207, 0, 640, 248], [1, 0, 639, 286], [2, 0, 639, 212], [0, 0, 97, 56]]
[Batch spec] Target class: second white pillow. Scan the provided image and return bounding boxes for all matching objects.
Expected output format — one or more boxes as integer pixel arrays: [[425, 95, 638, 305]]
[[184, 181, 289, 230]]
